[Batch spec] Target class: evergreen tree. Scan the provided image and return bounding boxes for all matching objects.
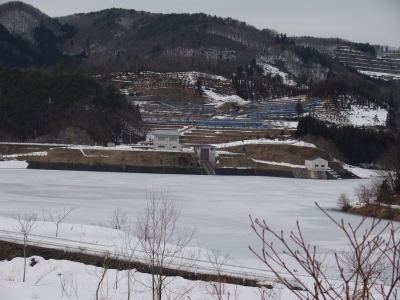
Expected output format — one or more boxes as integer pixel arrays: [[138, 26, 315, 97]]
[[378, 180, 392, 206], [194, 80, 203, 97], [386, 93, 396, 128], [386, 109, 396, 128], [250, 58, 257, 68], [295, 100, 303, 116], [235, 66, 243, 78]]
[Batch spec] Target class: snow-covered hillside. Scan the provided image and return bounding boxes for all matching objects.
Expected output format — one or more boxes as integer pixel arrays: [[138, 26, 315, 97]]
[[313, 104, 388, 127], [0, 1, 61, 42]]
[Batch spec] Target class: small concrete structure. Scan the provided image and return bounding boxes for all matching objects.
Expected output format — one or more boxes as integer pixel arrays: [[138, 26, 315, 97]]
[[193, 145, 216, 162], [107, 142, 116, 147], [153, 130, 180, 151], [305, 157, 328, 179], [305, 157, 328, 171]]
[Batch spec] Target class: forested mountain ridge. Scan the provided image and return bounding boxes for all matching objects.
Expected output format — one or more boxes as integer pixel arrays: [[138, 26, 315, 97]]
[[1, 1, 398, 84], [0, 1, 398, 82]]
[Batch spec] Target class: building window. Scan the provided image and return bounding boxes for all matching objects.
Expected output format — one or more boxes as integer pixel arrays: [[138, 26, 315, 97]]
[[158, 137, 166, 141], [321, 165, 325, 167], [173, 146, 177, 149], [315, 164, 319, 167], [170, 137, 178, 142], [210, 148, 214, 150], [158, 145, 165, 148]]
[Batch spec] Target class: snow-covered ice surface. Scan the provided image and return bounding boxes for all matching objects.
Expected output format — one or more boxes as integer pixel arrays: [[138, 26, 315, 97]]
[[0, 169, 396, 299], [0, 169, 386, 265]]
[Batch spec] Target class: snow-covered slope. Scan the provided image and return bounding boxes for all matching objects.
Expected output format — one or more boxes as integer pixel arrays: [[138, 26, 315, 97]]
[[314, 104, 388, 127], [0, 1, 61, 42]]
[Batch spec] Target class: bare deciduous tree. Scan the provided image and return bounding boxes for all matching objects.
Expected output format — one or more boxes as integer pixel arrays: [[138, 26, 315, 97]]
[[35, 265, 58, 285], [58, 268, 79, 298], [255, 284, 283, 300], [107, 207, 128, 230], [120, 225, 139, 300], [339, 248, 389, 299], [337, 192, 351, 212], [87, 252, 110, 300], [249, 203, 400, 300], [354, 184, 376, 205], [377, 146, 400, 195], [49, 205, 79, 237], [203, 249, 232, 300], [11, 212, 38, 282], [134, 189, 196, 300]]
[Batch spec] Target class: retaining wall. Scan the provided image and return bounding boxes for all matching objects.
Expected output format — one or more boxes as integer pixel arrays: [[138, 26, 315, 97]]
[[28, 162, 297, 178], [27, 162, 206, 175], [215, 168, 295, 178]]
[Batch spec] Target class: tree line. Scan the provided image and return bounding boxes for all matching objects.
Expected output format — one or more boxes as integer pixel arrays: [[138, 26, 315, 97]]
[[0, 67, 141, 141], [310, 73, 383, 109], [296, 116, 399, 165]]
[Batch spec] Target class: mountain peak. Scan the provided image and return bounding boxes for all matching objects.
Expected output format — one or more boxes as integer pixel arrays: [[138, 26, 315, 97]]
[[0, 1, 61, 42]]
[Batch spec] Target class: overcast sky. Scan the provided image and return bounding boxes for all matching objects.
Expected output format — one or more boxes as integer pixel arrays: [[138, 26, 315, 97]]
[[2, 0, 399, 46]]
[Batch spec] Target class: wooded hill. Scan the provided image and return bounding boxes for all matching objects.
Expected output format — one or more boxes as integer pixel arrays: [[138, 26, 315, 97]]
[[0, 2, 398, 102], [0, 1, 375, 80], [0, 67, 141, 142]]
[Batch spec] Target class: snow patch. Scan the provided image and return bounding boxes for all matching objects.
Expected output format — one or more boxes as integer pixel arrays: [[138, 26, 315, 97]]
[[0, 160, 28, 169]]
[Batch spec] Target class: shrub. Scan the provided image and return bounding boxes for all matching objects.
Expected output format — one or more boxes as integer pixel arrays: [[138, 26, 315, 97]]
[[337, 192, 351, 211]]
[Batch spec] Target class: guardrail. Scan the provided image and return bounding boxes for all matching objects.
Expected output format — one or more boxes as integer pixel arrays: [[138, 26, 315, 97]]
[[2, 153, 47, 158], [0, 142, 72, 147], [0, 229, 300, 286]]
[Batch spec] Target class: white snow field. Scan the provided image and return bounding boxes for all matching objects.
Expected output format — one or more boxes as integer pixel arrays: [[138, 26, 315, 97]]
[[0, 169, 396, 299]]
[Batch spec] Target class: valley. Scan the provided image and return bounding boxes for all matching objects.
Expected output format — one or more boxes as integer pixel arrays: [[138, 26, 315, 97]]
[[0, 1, 399, 299]]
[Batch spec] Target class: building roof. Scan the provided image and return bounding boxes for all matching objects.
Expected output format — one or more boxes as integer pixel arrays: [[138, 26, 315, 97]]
[[306, 156, 327, 161], [153, 129, 180, 136]]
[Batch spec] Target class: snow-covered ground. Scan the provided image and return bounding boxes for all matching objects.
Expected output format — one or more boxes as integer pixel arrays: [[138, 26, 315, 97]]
[[251, 158, 305, 168], [359, 70, 400, 81], [315, 105, 388, 127], [0, 256, 283, 300], [347, 105, 388, 126], [202, 88, 250, 107], [186, 71, 250, 107], [342, 163, 380, 178], [0, 160, 29, 169], [0, 168, 394, 299], [211, 138, 316, 149], [258, 61, 296, 86]]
